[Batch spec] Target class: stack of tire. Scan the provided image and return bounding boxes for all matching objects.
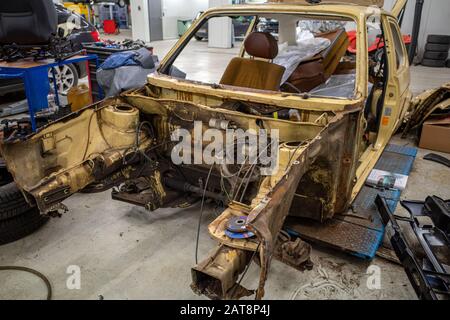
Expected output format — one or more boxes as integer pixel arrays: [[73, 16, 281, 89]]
[[422, 34, 450, 68], [0, 183, 47, 246]]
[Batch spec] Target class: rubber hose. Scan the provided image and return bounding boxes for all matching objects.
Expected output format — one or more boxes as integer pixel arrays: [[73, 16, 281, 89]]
[[0, 266, 52, 300]]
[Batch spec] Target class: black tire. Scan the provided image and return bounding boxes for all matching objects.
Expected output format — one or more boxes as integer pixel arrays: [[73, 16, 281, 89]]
[[423, 51, 448, 60], [194, 36, 204, 41], [0, 183, 35, 221], [0, 209, 48, 246], [422, 58, 446, 68], [0, 167, 13, 187], [427, 34, 450, 45], [447, 59, 450, 68], [425, 43, 449, 52]]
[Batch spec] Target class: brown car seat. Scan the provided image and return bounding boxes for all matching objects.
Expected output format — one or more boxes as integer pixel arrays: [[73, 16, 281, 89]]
[[284, 28, 350, 93], [220, 32, 286, 91]]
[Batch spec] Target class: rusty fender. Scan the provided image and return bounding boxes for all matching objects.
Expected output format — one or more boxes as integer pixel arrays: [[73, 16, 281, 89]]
[[191, 109, 359, 299]]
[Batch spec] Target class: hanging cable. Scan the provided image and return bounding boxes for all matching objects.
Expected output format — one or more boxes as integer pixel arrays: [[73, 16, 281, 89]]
[[194, 164, 215, 265], [234, 138, 276, 203], [230, 241, 261, 299]]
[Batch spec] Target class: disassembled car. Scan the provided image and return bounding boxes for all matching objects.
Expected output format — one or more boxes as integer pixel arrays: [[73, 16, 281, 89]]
[[1, 0, 417, 299]]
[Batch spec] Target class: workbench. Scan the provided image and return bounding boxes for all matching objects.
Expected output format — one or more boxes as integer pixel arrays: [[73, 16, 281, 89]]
[[0, 54, 102, 132]]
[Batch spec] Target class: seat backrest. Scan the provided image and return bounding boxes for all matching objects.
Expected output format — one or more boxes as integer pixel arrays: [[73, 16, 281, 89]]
[[0, 0, 58, 45], [316, 28, 350, 78], [285, 28, 350, 93], [220, 32, 285, 91]]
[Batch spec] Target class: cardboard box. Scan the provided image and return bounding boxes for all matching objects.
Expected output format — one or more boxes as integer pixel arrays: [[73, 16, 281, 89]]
[[419, 117, 450, 153]]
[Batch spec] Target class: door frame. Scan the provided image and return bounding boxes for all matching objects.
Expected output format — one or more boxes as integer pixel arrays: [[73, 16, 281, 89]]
[[148, 0, 163, 42]]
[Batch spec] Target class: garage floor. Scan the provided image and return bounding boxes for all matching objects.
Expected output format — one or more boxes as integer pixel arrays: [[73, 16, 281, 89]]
[[1, 31, 450, 300]]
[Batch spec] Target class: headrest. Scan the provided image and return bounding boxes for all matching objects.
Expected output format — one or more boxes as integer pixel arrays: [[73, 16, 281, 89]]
[[244, 32, 279, 60]]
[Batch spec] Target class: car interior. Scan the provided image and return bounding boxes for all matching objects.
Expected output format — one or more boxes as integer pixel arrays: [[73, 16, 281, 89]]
[[163, 14, 360, 100], [220, 32, 286, 91]]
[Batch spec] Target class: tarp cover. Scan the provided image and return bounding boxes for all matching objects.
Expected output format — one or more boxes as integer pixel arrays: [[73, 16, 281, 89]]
[[97, 48, 158, 97]]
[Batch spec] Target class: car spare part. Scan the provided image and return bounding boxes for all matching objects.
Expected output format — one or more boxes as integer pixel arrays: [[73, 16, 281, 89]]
[[0, 183, 35, 221], [376, 195, 450, 300], [0, 0, 81, 62], [402, 82, 450, 136], [0, 208, 48, 246], [422, 59, 446, 68], [427, 35, 450, 45], [424, 153, 450, 168]]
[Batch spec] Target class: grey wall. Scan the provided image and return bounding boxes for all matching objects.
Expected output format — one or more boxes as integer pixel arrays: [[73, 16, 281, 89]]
[[384, 0, 450, 61]]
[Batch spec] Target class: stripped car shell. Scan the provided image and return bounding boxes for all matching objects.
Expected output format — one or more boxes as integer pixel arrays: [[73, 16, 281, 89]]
[[0, 1, 413, 299]]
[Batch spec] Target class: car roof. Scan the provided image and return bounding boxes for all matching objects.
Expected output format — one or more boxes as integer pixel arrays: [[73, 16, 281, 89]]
[[205, 1, 390, 19], [268, 0, 384, 7]]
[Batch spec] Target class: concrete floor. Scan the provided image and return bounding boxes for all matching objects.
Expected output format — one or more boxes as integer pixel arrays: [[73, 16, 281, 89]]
[[1, 30, 450, 300]]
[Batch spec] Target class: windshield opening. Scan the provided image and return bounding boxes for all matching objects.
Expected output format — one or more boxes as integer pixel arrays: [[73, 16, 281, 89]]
[[161, 12, 359, 99]]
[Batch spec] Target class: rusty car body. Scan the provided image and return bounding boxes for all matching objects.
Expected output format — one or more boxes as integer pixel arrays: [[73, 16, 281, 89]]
[[0, 0, 412, 299]]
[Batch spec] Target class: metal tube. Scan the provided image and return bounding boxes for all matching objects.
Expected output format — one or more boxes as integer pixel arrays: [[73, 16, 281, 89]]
[[191, 245, 253, 300], [164, 178, 227, 202]]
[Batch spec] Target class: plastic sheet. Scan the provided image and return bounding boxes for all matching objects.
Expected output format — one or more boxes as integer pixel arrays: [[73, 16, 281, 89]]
[[274, 37, 331, 84], [298, 20, 346, 34], [310, 74, 357, 98]]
